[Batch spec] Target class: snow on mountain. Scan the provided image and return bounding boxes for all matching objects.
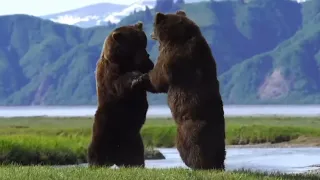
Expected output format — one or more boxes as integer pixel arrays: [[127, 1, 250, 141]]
[[41, 3, 128, 27], [41, 1, 155, 28], [42, 0, 309, 28], [102, 0, 156, 24]]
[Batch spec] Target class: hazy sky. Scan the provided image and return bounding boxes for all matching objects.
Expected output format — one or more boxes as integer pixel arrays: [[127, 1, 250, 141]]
[[0, 0, 137, 16]]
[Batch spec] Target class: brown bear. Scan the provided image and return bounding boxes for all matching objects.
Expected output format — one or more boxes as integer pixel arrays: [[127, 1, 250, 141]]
[[87, 22, 154, 168], [133, 11, 226, 170]]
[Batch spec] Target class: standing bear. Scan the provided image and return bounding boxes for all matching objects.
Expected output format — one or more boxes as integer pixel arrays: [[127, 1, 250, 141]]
[[133, 11, 226, 170], [87, 22, 154, 168]]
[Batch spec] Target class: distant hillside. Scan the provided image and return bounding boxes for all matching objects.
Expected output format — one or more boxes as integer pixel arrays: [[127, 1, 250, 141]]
[[0, 0, 320, 105], [0, 14, 113, 105], [220, 0, 320, 104]]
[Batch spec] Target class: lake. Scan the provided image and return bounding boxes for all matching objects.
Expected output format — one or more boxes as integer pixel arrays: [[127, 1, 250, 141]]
[[0, 105, 319, 117]]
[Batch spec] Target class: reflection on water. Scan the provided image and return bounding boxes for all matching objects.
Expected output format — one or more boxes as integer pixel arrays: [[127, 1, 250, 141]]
[[58, 148, 320, 174], [1, 105, 320, 117]]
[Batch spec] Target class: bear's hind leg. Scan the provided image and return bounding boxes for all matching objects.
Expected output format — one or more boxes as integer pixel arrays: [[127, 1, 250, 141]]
[[87, 141, 115, 168], [199, 127, 226, 170], [87, 107, 116, 168], [115, 134, 145, 168], [209, 142, 226, 170]]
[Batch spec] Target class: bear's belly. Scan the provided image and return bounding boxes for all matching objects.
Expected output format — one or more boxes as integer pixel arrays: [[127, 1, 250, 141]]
[[106, 96, 148, 134], [167, 88, 199, 121], [120, 98, 148, 117], [167, 87, 224, 124]]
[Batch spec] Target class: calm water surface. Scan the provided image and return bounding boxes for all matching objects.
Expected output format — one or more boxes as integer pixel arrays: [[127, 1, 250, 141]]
[[151, 148, 320, 173], [57, 148, 320, 174], [0, 105, 320, 117]]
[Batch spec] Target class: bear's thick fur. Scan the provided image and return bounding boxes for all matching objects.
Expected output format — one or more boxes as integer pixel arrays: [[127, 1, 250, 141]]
[[87, 22, 154, 168], [134, 11, 226, 170]]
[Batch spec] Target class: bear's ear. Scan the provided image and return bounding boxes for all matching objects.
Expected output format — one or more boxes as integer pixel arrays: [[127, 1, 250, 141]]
[[155, 12, 166, 24], [135, 21, 143, 30], [176, 10, 186, 17], [111, 31, 124, 43]]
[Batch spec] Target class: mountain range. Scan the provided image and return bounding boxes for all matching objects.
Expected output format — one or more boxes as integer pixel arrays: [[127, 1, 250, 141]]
[[0, 0, 319, 105], [40, 0, 309, 28], [41, 3, 129, 27], [41, 1, 156, 27], [41, 0, 212, 27]]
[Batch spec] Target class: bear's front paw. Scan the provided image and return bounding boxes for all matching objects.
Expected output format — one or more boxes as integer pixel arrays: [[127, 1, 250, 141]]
[[130, 71, 143, 78], [131, 74, 149, 89]]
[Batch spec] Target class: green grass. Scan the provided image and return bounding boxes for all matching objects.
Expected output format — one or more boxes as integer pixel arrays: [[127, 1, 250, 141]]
[[0, 135, 164, 165], [0, 135, 87, 165], [0, 167, 318, 180], [1, 116, 320, 128], [0, 116, 319, 165], [0, 116, 319, 147]]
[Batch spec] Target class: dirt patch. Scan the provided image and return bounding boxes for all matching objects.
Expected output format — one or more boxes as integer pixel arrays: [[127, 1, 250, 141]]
[[258, 68, 290, 100]]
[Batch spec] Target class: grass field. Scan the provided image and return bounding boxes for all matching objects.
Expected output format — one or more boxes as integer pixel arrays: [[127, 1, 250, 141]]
[[0, 116, 319, 179], [0, 116, 319, 165], [0, 166, 318, 180], [1, 116, 320, 146]]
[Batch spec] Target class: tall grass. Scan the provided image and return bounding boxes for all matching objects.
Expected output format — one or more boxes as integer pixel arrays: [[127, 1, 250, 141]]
[[0, 135, 87, 165], [0, 116, 319, 165], [1, 124, 319, 147], [141, 124, 320, 147], [1, 117, 320, 146], [1, 116, 320, 129], [0, 135, 164, 165]]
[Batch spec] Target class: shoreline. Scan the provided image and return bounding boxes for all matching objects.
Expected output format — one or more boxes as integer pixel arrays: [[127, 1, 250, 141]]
[[227, 136, 320, 148], [305, 168, 320, 176], [1, 105, 320, 118], [227, 143, 320, 149], [161, 142, 320, 149]]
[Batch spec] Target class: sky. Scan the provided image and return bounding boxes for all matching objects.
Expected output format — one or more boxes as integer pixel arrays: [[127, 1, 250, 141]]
[[0, 0, 137, 16]]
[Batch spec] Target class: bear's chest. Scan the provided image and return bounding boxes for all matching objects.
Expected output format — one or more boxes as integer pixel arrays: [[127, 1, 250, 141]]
[[120, 91, 148, 111]]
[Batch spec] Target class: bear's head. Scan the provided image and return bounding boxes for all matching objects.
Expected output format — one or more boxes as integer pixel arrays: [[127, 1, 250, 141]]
[[151, 10, 200, 44], [103, 22, 154, 74]]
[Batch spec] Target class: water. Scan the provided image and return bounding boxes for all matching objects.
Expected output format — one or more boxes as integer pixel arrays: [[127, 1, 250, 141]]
[[58, 148, 320, 174], [151, 148, 320, 173], [219, 147, 320, 173], [0, 105, 320, 117]]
